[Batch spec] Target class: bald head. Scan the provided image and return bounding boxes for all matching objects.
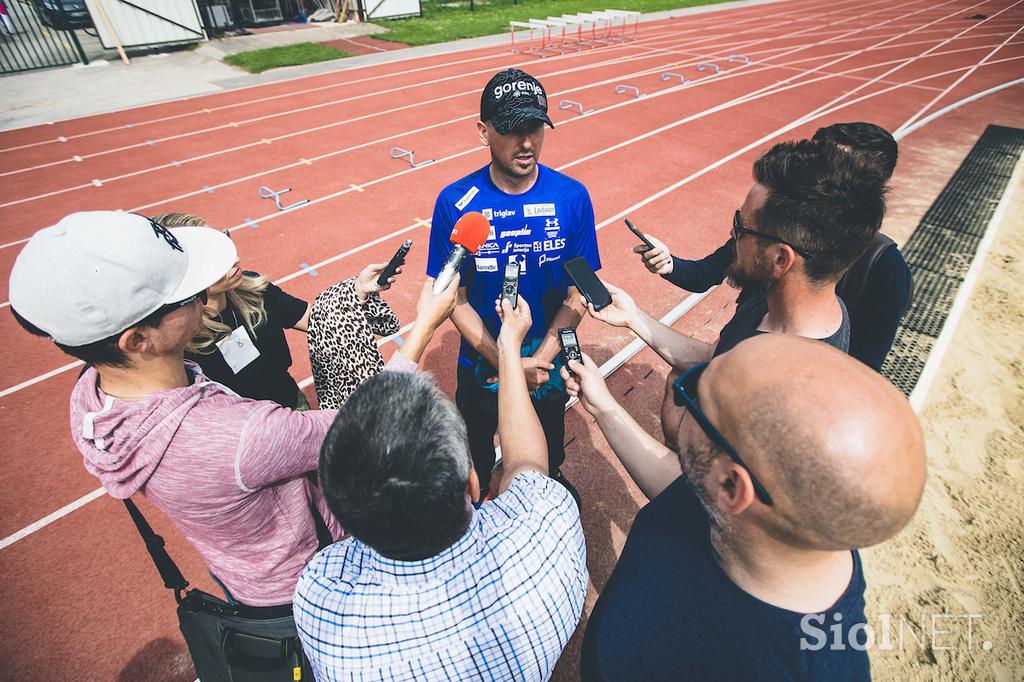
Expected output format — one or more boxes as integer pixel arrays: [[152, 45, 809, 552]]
[[691, 334, 926, 551]]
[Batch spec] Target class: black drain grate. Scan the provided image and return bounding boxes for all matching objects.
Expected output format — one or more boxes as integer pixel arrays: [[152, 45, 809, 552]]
[[902, 223, 981, 280], [882, 125, 1024, 396]]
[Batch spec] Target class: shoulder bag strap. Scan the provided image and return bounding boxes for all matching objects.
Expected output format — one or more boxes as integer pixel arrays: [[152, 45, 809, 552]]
[[122, 499, 189, 599], [309, 495, 333, 551]]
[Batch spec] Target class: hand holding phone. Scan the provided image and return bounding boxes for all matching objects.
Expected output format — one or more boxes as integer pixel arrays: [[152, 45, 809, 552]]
[[563, 257, 612, 311], [377, 239, 412, 287], [625, 219, 655, 252]]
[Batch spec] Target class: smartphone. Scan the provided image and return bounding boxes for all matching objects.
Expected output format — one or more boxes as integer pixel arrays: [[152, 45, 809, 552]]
[[624, 218, 655, 252], [377, 239, 412, 286], [558, 327, 583, 373], [501, 259, 520, 309], [563, 256, 612, 311]]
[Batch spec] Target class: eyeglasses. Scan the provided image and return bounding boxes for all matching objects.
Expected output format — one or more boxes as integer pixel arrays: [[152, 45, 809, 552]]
[[672, 363, 774, 506], [731, 210, 813, 260], [147, 289, 208, 321]]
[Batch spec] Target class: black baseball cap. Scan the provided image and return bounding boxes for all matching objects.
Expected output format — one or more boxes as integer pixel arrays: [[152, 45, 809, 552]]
[[480, 69, 554, 135]]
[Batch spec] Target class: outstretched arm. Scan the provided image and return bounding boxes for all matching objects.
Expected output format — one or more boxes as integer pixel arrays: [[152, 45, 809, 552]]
[[561, 354, 682, 499], [583, 280, 714, 370], [496, 296, 549, 495]]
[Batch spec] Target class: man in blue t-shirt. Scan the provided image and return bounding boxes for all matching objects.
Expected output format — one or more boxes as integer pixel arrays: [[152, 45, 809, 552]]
[[427, 69, 601, 499], [559, 334, 927, 681]]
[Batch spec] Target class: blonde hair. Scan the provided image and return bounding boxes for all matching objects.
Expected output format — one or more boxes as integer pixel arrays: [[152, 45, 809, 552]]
[[152, 212, 270, 354]]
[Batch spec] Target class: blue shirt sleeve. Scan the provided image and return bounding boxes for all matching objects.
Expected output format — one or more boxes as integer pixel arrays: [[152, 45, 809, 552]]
[[426, 191, 459, 278], [663, 237, 734, 292], [566, 186, 601, 272]]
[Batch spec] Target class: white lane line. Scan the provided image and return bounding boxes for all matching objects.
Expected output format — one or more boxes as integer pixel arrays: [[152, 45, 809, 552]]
[[0, 19, 757, 177], [0, 487, 105, 551], [896, 22, 1024, 135], [0, 0, 832, 154], [897, 77, 1024, 140], [0, 5, 996, 392], [0, 1, 872, 203], [790, 0, 1024, 127], [909, 153, 1024, 411], [0, 359, 84, 399], [0, 25, 1009, 553]]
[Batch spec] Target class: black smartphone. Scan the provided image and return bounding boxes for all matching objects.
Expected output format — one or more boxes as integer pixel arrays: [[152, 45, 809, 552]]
[[558, 327, 583, 372], [501, 259, 520, 309], [625, 218, 655, 252], [377, 239, 412, 286], [563, 256, 612, 311]]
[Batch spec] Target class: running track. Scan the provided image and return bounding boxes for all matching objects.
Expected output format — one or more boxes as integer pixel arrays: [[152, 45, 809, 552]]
[[0, 0, 1021, 678]]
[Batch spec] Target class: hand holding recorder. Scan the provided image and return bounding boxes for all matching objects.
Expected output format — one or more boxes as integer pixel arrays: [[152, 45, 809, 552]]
[[493, 295, 554, 390], [354, 261, 399, 300], [560, 352, 618, 416], [495, 294, 532, 351]]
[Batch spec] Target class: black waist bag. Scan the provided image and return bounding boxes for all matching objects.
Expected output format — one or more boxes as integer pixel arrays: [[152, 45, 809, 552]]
[[124, 498, 331, 681]]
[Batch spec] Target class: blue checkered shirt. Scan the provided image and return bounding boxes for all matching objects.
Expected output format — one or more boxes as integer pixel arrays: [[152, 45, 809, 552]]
[[294, 471, 588, 681]]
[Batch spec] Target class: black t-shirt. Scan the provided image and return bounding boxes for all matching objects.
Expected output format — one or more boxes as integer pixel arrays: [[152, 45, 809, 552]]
[[186, 276, 308, 408], [581, 477, 870, 682], [664, 236, 909, 371], [845, 244, 911, 371], [713, 293, 850, 358]]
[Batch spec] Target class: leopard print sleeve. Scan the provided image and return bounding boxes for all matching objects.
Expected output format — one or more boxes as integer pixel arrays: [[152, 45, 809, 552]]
[[308, 278, 396, 410], [361, 291, 400, 337]]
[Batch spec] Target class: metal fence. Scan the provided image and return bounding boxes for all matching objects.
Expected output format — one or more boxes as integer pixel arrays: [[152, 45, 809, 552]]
[[1, 0, 88, 74]]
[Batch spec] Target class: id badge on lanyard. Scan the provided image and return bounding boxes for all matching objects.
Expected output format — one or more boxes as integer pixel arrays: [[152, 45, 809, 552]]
[[217, 325, 260, 374]]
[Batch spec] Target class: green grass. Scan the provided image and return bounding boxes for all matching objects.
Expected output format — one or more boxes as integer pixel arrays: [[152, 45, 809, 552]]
[[224, 42, 352, 73], [372, 0, 736, 46]]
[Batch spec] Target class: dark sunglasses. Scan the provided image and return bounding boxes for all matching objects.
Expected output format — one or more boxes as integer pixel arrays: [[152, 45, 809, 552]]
[[148, 289, 208, 320], [732, 210, 813, 260], [672, 363, 774, 506]]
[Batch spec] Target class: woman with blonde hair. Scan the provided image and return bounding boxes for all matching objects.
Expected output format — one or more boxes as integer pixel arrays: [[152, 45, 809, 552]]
[[154, 213, 398, 409]]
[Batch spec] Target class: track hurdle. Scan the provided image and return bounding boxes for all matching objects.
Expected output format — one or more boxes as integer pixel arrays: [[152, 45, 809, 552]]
[[258, 185, 308, 211], [390, 147, 433, 168], [559, 99, 594, 115], [510, 21, 548, 56]]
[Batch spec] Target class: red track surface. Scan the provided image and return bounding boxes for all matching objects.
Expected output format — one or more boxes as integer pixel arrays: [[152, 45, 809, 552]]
[[0, 0, 1021, 678]]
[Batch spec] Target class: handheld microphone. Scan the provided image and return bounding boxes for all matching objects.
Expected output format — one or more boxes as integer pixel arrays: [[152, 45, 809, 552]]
[[433, 211, 492, 293]]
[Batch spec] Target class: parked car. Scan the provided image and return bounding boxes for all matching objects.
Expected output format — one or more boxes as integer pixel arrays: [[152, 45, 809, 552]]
[[33, 0, 93, 30]]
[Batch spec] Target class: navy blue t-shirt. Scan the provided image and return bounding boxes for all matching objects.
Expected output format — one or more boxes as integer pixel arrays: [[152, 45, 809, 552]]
[[581, 476, 871, 682], [427, 164, 601, 369]]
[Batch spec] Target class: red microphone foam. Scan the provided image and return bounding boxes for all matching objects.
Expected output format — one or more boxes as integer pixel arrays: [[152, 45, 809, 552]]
[[450, 212, 492, 254]]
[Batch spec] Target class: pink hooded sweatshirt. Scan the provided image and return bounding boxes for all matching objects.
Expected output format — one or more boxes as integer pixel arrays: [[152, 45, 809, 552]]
[[69, 362, 361, 607]]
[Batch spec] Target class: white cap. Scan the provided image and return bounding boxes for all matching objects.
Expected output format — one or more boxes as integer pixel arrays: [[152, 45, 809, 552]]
[[9, 211, 237, 346]]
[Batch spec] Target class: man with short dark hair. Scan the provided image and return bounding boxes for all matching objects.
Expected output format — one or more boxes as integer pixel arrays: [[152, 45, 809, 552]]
[[588, 140, 889, 447], [427, 68, 601, 499], [635, 122, 911, 371], [295, 295, 588, 681], [561, 334, 926, 681], [9, 211, 458, 606]]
